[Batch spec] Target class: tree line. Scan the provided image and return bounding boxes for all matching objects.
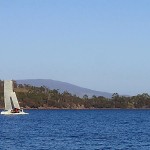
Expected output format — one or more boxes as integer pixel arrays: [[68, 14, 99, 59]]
[[0, 80, 150, 109]]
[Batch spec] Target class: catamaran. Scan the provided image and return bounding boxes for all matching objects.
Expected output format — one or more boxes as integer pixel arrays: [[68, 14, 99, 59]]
[[1, 80, 28, 115]]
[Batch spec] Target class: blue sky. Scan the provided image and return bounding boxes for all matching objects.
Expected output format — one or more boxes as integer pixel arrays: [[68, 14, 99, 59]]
[[0, 0, 150, 95]]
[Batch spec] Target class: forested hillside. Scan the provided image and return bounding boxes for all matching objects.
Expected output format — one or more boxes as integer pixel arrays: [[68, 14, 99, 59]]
[[16, 79, 112, 98], [0, 80, 150, 109]]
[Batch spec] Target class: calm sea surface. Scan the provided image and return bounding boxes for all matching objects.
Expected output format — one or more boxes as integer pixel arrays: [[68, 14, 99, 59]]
[[0, 109, 150, 150]]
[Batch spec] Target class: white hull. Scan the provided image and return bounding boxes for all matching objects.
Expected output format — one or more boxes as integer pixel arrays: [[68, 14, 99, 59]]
[[1, 110, 28, 115]]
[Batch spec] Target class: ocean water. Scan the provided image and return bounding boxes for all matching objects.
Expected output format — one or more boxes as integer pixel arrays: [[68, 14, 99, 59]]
[[0, 109, 150, 150]]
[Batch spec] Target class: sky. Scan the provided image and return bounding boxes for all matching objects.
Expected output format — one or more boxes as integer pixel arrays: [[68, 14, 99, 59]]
[[0, 0, 150, 95]]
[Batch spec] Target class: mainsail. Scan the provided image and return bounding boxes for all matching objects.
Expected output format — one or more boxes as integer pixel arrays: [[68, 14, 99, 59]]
[[4, 80, 20, 110]]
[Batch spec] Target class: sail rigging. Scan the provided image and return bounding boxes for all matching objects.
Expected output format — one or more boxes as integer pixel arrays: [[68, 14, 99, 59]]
[[1, 80, 28, 115], [4, 80, 20, 110]]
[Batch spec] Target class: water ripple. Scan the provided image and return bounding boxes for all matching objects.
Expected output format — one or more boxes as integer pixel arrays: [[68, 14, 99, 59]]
[[0, 109, 150, 149]]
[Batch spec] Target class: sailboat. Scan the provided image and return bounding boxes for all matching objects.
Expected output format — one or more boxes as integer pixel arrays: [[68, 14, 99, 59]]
[[1, 80, 28, 115]]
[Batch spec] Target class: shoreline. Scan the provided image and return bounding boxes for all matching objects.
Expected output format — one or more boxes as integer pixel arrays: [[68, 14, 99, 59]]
[[1, 107, 150, 110]]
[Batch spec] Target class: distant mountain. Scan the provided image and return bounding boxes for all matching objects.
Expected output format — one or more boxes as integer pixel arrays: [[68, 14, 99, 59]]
[[16, 79, 113, 98]]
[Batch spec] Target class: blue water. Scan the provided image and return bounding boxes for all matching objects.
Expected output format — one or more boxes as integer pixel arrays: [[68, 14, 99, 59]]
[[0, 110, 150, 150]]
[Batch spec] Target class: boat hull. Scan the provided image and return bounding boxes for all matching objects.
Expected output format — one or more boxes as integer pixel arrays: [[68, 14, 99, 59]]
[[1, 110, 28, 115]]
